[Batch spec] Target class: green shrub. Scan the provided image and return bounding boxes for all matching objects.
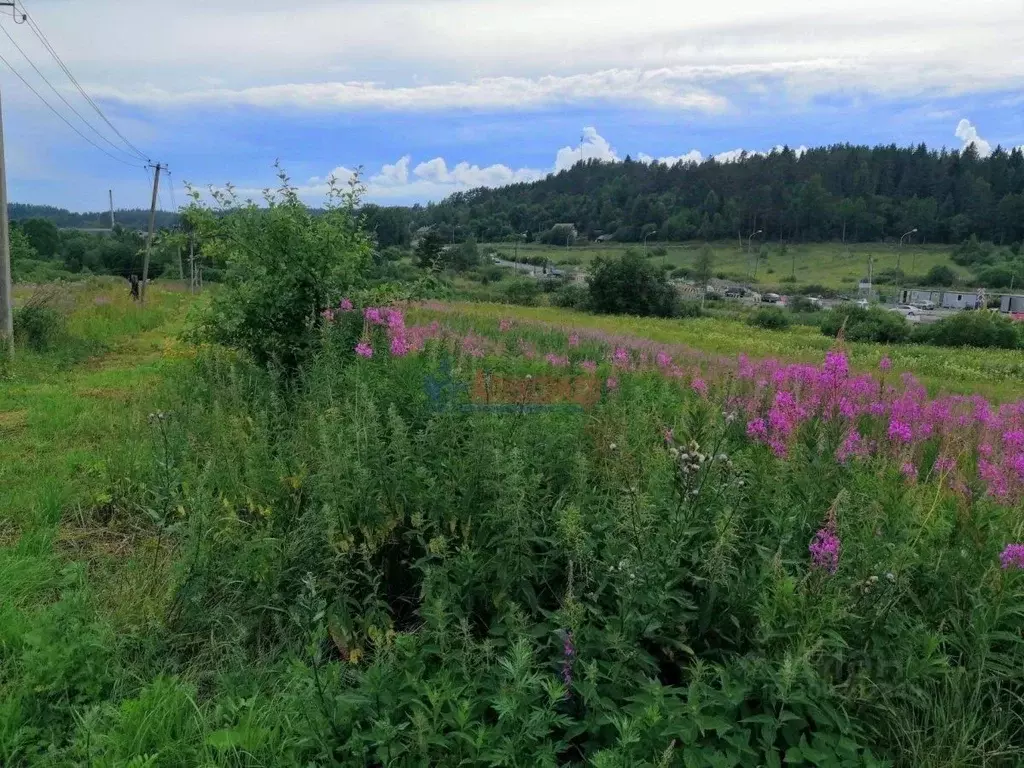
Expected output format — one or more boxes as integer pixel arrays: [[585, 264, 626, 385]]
[[925, 264, 957, 286], [749, 306, 791, 330], [588, 251, 679, 317], [677, 300, 703, 318], [13, 287, 67, 351], [821, 305, 911, 343], [551, 283, 589, 309], [501, 278, 541, 306], [912, 311, 1021, 349], [184, 165, 372, 371]]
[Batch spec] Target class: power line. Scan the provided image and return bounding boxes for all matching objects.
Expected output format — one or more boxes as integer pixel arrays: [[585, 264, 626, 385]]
[[0, 48, 144, 167], [15, 0, 150, 162], [0, 22, 143, 162]]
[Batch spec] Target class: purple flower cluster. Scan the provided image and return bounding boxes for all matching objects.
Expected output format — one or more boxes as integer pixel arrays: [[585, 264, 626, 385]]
[[561, 630, 575, 693], [809, 525, 841, 574], [1000, 543, 1024, 570]]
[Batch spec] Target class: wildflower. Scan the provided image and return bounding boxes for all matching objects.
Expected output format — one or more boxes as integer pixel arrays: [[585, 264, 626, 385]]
[[611, 347, 630, 368], [663, 428, 674, 445], [691, 378, 708, 397], [390, 334, 410, 357], [900, 461, 918, 481], [999, 544, 1024, 570], [499, 318, 513, 332], [606, 377, 619, 392], [580, 360, 597, 374], [879, 356, 892, 372], [320, 308, 335, 321], [364, 307, 383, 325], [339, 297, 354, 311], [888, 419, 913, 443], [568, 333, 580, 347], [809, 526, 841, 574], [746, 418, 768, 441], [354, 341, 373, 358], [560, 630, 575, 693]]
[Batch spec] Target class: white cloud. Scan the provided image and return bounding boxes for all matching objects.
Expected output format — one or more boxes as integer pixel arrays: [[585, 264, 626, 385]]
[[714, 144, 808, 163], [638, 150, 704, 166], [372, 155, 410, 186], [555, 127, 620, 171], [955, 119, 993, 157]]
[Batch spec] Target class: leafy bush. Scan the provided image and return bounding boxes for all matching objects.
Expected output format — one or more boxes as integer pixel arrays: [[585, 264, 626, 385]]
[[975, 265, 1024, 289], [925, 264, 957, 286], [650, 245, 667, 257], [501, 278, 541, 306], [820, 305, 911, 343], [184, 165, 372, 371], [787, 296, 817, 314], [587, 251, 679, 317], [551, 283, 589, 309], [749, 306, 791, 330], [912, 311, 1021, 349], [13, 287, 67, 351], [677, 300, 703, 318]]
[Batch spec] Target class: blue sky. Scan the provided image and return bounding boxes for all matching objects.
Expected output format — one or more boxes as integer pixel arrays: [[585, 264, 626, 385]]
[[2, 0, 1023, 212]]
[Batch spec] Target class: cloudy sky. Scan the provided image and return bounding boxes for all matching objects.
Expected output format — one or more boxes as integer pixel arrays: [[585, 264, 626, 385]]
[[2, 0, 1023, 211]]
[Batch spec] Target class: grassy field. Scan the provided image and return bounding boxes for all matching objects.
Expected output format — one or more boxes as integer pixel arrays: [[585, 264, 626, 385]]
[[484, 241, 967, 292], [4, 284, 1024, 765]]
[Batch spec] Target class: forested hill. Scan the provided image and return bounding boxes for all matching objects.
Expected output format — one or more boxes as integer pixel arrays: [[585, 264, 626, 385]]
[[7, 203, 179, 230], [404, 143, 1024, 246]]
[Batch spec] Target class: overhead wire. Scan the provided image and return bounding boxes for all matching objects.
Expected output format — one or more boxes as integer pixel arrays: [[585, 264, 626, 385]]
[[15, 0, 150, 162], [0, 48, 145, 167], [0, 21, 143, 163]]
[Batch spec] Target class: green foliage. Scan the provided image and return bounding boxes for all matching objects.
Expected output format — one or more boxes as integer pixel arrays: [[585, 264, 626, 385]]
[[749, 306, 792, 330], [912, 311, 1021, 349], [695, 244, 714, 293], [13, 287, 67, 351], [415, 229, 446, 268], [552, 283, 589, 309], [184, 165, 372, 370], [21, 218, 61, 259], [924, 264, 957, 286], [501, 278, 542, 305], [820, 305, 911, 343], [588, 251, 679, 317]]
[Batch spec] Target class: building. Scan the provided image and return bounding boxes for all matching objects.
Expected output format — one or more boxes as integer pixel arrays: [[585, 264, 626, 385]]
[[1000, 295, 1024, 313], [900, 289, 943, 306], [941, 291, 982, 310]]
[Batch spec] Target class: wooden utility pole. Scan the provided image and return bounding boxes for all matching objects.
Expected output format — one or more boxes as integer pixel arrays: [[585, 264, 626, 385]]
[[140, 162, 162, 306], [0, 88, 13, 356], [109, 189, 115, 229]]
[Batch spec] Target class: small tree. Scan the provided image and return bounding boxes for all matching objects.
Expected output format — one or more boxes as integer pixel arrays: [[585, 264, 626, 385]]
[[695, 244, 714, 309], [184, 164, 372, 371], [415, 230, 445, 269], [587, 251, 678, 317]]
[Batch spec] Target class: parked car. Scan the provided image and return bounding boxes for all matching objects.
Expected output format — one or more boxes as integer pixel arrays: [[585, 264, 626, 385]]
[[724, 287, 744, 298], [806, 296, 824, 308], [761, 293, 781, 304], [854, 299, 869, 308], [890, 305, 921, 323], [911, 300, 935, 311]]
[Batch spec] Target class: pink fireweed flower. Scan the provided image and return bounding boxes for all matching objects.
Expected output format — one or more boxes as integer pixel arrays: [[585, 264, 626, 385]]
[[879, 356, 892, 372], [836, 430, 864, 464], [611, 347, 630, 368], [354, 341, 373, 358], [746, 418, 768, 441], [900, 462, 918, 481], [605, 376, 619, 392], [320, 308, 335, 321], [545, 353, 569, 368], [663, 427, 674, 445], [1000, 544, 1024, 570], [364, 307, 383, 325], [384, 309, 405, 330], [390, 334, 410, 357], [568, 333, 580, 347], [888, 419, 913, 443], [809, 526, 841, 574], [691, 378, 708, 397], [498, 318, 513, 332], [656, 351, 672, 368], [580, 360, 597, 373], [339, 297, 354, 311]]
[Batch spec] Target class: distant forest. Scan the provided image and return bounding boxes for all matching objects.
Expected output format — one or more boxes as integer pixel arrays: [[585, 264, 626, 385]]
[[360, 143, 1024, 248], [7, 203, 179, 231]]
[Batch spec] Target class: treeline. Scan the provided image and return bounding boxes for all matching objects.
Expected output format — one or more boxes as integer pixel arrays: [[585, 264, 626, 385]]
[[8, 203, 179, 231], [375, 143, 1024, 247]]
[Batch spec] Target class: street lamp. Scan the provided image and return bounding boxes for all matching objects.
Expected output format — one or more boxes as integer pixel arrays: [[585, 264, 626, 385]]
[[896, 228, 917, 272], [643, 229, 657, 258], [747, 229, 763, 279]]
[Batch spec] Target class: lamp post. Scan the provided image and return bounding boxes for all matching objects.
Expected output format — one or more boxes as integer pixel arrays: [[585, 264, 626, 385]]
[[643, 229, 657, 258], [896, 228, 917, 272], [747, 229, 763, 279]]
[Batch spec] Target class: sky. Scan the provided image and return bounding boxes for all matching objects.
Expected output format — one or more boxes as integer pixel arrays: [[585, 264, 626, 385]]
[[1, 0, 1023, 212]]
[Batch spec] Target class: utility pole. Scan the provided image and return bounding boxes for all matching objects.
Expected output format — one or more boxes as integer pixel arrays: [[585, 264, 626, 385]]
[[0, 87, 12, 356], [140, 162, 162, 306], [189, 232, 196, 294], [109, 189, 115, 230]]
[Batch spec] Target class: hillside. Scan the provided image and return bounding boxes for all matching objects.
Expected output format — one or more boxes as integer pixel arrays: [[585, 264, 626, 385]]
[[7, 203, 180, 230], [402, 143, 1024, 247]]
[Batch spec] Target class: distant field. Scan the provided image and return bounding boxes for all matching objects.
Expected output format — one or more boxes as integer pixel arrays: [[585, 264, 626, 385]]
[[483, 240, 966, 292]]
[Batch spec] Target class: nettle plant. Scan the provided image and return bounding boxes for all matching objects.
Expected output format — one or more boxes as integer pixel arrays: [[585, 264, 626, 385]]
[[183, 164, 373, 371]]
